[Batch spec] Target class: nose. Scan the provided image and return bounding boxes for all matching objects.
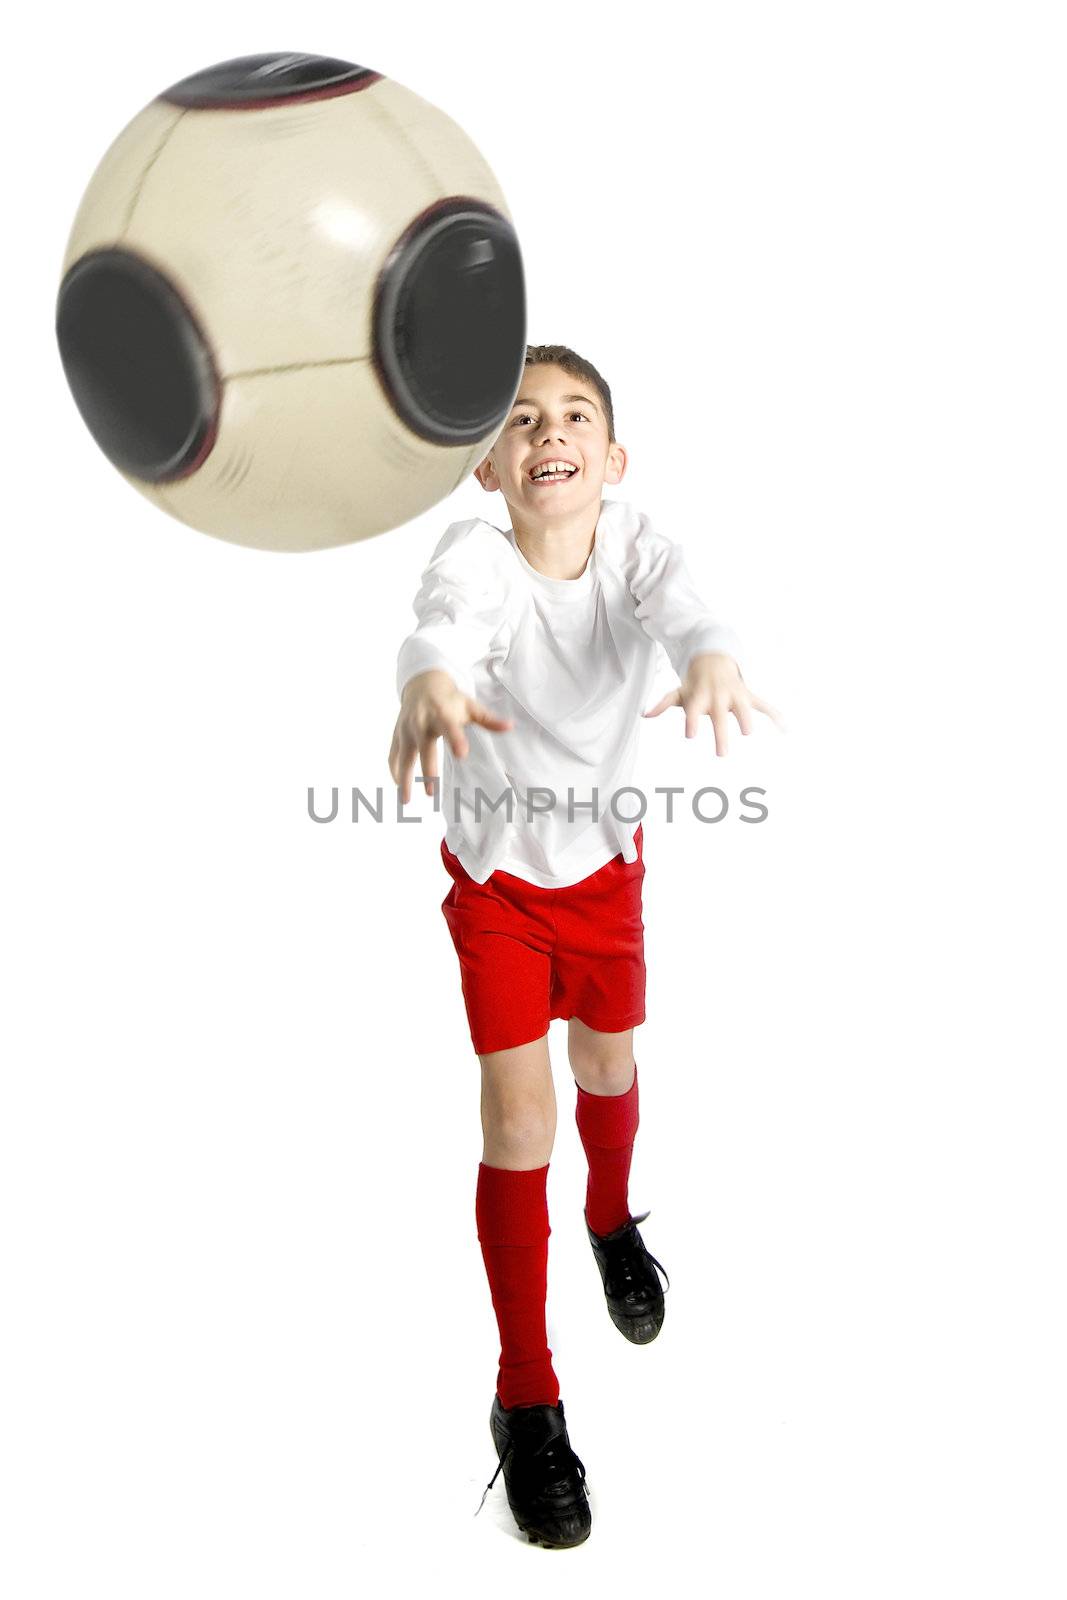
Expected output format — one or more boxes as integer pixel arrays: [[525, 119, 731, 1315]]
[[536, 421, 569, 445]]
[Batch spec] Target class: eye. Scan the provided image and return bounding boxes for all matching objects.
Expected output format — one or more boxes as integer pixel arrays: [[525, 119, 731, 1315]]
[[512, 410, 588, 426]]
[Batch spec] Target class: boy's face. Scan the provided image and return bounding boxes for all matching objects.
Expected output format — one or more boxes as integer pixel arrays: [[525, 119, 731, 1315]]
[[473, 363, 626, 519]]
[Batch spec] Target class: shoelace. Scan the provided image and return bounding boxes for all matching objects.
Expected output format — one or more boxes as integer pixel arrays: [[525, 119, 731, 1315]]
[[602, 1235, 671, 1302], [475, 1431, 588, 1517]]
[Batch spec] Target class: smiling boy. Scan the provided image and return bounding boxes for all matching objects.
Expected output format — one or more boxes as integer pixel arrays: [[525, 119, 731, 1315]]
[[388, 344, 778, 1548]]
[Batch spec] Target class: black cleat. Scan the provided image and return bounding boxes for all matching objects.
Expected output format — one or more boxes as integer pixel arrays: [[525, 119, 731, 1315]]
[[585, 1208, 670, 1344], [476, 1393, 592, 1548]]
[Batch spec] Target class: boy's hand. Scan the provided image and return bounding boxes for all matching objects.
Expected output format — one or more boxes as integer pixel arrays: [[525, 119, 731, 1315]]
[[389, 669, 514, 804], [642, 652, 785, 757]]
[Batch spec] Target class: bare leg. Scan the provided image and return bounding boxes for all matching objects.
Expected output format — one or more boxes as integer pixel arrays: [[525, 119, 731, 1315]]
[[479, 1032, 556, 1168], [567, 1017, 636, 1096]]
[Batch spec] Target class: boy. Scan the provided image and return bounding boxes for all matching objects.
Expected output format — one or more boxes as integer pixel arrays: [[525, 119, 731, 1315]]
[[388, 344, 778, 1548]]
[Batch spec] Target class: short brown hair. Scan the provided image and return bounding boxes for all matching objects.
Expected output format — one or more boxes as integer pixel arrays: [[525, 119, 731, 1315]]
[[522, 343, 616, 443]]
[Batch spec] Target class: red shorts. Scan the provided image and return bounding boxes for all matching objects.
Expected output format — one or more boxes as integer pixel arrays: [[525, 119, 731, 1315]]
[[440, 824, 647, 1055]]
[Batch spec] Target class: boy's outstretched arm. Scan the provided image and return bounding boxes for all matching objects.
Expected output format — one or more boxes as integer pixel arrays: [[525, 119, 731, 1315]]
[[628, 517, 783, 756], [390, 669, 512, 805], [389, 523, 513, 804], [644, 651, 784, 757]]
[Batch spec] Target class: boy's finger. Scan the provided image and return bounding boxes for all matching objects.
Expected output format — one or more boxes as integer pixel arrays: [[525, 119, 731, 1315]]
[[398, 745, 416, 805], [710, 702, 729, 757], [391, 731, 409, 799], [467, 700, 514, 731], [749, 694, 787, 732], [443, 718, 470, 760], [643, 689, 681, 718], [732, 697, 753, 737], [420, 736, 439, 790]]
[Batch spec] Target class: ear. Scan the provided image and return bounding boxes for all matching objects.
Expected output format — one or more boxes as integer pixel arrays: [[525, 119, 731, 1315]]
[[473, 455, 497, 491], [603, 441, 628, 485]]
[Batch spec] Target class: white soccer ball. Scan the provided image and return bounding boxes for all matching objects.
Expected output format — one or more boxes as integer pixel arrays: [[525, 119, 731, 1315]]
[[56, 53, 526, 552]]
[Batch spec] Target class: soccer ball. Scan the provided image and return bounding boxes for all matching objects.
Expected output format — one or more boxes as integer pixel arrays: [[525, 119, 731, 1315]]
[[55, 53, 526, 552]]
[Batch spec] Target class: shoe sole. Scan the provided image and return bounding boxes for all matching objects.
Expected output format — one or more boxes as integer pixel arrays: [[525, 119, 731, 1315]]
[[609, 1303, 664, 1343], [488, 1421, 592, 1549]]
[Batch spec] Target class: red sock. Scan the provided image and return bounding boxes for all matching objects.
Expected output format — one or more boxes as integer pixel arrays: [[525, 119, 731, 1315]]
[[575, 1062, 639, 1236], [475, 1162, 560, 1409]]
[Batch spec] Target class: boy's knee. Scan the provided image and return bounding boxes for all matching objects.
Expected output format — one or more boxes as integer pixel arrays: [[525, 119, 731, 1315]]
[[568, 1026, 636, 1094], [571, 1062, 636, 1098], [481, 1106, 554, 1165]]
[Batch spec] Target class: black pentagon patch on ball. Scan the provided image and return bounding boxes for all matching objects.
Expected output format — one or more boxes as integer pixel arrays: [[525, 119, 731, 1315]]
[[55, 249, 220, 484], [162, 54, 379, 108], [374, 200, 526, 446]]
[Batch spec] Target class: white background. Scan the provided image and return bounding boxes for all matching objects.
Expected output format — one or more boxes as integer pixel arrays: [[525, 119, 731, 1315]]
[[3, 2, 1064, 1594]]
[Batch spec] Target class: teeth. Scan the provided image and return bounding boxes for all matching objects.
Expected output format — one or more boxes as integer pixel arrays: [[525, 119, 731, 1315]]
[[531, 462, 577, 479]]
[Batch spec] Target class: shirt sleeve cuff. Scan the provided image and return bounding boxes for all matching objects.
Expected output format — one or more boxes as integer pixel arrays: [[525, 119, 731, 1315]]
[[396, 640, 476, 700], [675, 623, 744, 680]]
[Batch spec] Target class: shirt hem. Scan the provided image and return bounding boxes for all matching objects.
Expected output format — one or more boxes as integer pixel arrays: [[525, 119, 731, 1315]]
[[492, 845, 622, 890]]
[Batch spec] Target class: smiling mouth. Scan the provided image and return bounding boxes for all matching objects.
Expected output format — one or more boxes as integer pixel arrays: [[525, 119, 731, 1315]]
[[528, 466, 579, 486]]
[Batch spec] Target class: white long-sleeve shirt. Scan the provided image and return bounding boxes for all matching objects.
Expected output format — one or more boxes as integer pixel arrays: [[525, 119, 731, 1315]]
[[395, 496, 742, 887]]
